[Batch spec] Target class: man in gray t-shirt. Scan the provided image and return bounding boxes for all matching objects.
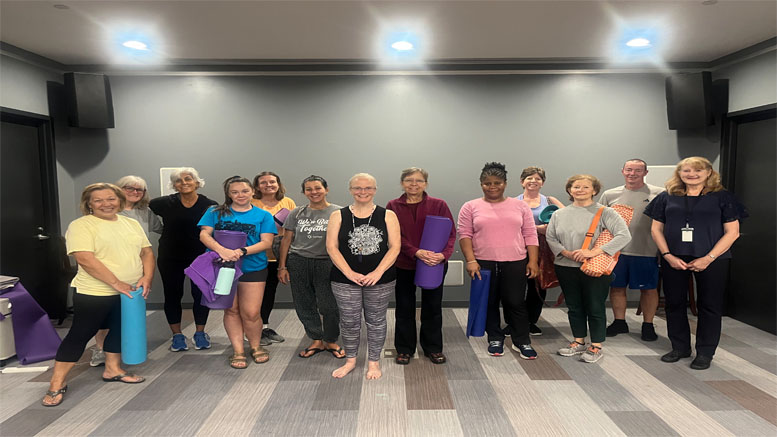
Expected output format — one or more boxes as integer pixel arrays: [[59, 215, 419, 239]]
[[599, 159, 664, 342]]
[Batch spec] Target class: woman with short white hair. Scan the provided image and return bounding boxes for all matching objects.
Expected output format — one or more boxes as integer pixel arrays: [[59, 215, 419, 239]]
[[150, 167, 218, 352]]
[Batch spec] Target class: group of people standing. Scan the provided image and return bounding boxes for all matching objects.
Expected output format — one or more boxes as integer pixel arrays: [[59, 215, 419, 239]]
[[42, 157, 746, 407]]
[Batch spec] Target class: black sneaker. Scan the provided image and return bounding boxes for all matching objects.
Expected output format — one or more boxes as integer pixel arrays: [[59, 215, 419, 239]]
[[641, 322, 658, 342], [529, 323, 543, 336], [690, 355, 712, 370], [605, 319, 629, 337], [661, 350, 692, 363]]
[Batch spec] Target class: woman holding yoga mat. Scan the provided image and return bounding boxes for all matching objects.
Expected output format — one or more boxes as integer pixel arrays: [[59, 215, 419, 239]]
[[457, 162, 540, 359], [150, 167, 217, 352], [327, 173, 400, 380], [43, 183, 154, 407], [517, 166, 565, 337], [386, 167, 456, 365], [545, 174, 630, 364], [200, 176, 277, 369], [252, 171, 296, 346], [91, 175, 162, 367], [278, 175, 344, 359]]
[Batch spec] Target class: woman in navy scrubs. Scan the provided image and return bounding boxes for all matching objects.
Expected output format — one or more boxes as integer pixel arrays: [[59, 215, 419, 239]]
[[645, 157, 747, 370]]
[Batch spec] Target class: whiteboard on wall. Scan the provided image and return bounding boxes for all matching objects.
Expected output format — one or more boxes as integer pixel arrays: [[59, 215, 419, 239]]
[[159, 167, 180, 196], [646, 165, 675, 188]]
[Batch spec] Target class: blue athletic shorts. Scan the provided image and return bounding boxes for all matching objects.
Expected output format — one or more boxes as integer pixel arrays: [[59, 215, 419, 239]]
[[610, 255, 659, 290]]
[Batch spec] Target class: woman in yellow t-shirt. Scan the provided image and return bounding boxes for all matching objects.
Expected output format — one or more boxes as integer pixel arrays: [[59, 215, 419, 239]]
[[251, 171, 296, 345], [42, 183, 155, 407]]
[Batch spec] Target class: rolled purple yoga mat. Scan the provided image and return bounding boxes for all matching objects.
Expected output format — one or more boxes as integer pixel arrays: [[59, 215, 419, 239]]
[[274, 208, 290, 227], [204, 230, 247, 309], [414, 215, 453, 289]]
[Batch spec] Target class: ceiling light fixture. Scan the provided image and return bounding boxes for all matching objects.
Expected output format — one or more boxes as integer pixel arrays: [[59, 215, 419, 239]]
[[625, 37, 651, 48], [391, 41, 414, 51], [122, 40, 149, 51]]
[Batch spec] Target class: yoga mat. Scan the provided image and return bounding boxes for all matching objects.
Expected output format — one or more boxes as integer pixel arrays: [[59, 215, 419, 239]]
[[414, 216, 453, 289], [274, 208, 290, 226], [466, 269, 491, 338], [0, 283, 61, 364], [120, 287, 147, 365]]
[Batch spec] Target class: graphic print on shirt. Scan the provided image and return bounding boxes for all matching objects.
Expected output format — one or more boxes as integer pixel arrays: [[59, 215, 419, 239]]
[[215, 220, 258, 238], [348, 224, 383, 256], [297, 218, 329, 239]]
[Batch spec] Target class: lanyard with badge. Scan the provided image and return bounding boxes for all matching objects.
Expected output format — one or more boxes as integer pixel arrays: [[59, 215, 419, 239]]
[[682, 195, 697, 243]]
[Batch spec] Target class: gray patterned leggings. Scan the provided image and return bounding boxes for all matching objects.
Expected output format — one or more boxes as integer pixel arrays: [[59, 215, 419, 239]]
[[330, 280, 395, 361]]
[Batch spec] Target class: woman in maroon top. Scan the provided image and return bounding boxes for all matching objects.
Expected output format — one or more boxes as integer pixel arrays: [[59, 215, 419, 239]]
[[386, 167, 456, 365]]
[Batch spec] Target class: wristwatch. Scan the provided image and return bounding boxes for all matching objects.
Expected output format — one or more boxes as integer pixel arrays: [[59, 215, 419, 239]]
[[239, 247, 248, 256]]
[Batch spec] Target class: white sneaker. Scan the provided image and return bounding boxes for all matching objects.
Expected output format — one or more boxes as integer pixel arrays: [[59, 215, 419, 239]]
[[89, 348, 106, 367], [557, 341, 587, 357], [580, 346, 603, 363]]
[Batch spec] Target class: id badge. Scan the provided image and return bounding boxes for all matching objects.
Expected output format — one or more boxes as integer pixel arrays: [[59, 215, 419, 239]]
[[681, 227, 694, 242]]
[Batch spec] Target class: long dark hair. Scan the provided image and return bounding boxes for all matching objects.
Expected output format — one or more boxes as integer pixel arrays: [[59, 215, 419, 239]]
[[252, 171, 286, 201], [215, 176, 253, 219]]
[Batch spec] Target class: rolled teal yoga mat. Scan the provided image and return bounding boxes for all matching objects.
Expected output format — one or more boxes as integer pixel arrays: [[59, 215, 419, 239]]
[[121, 287, 147, 365]]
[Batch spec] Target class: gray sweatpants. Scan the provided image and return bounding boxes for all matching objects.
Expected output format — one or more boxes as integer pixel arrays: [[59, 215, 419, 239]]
[[331, 280, 395, 362], [287, 253, 340, 342]]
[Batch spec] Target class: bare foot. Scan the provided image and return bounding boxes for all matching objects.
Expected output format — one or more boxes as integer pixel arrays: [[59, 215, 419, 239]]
[[332, 358, 357, 378], [366, 361, 382, 380]]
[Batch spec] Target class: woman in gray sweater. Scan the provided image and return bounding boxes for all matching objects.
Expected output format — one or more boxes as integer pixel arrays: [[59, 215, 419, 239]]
[[546, 174, 630, 364]]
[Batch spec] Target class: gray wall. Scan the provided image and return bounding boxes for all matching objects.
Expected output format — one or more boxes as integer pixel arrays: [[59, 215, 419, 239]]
[[714, 50, 777, 112], [2, 53, 762, 306]]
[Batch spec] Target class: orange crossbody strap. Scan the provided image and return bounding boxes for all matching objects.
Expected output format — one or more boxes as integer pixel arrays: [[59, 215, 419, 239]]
[[581, 207, 605, 250]]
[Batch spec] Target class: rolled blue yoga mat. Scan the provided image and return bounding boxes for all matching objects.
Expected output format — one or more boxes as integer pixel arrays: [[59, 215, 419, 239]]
[[121, 287, 147, 365], [466, 270, 491, 338], [414, 215, 453, 289]]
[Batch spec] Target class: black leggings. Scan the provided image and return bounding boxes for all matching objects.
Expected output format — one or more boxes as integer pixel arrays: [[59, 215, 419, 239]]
[[526, 278, 547, 324], [478, 259, 530, 344], [56, 293, 121, 362], [260, 261, 279, 324], [158, 256, 209, 326]]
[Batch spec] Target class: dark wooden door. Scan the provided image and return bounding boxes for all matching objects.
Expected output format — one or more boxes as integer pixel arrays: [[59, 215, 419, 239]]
[[727, 115, 776, 334], [0, 110, 66, 320]]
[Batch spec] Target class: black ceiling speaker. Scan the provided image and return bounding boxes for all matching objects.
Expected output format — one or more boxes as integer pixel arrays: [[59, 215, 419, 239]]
[[665, 71, 715, 130], [64, 72, 115, 128]]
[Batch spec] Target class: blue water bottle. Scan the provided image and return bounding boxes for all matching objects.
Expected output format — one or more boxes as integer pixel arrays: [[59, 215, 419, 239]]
[[120, 287, 147, 365], [214, 261, 236, 296]]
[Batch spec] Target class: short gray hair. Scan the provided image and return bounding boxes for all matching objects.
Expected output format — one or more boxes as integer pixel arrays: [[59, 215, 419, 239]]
[[116, 175, 150, 209], [400, 167, 428, 183], [169, 167, 205, 190]]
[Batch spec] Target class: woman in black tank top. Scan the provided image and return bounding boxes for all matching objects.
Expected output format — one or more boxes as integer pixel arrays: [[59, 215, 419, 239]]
[[326, 173, 400, 380]]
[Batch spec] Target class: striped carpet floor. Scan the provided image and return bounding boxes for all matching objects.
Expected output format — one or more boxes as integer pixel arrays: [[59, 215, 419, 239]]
[[1, 307, 775, 436]]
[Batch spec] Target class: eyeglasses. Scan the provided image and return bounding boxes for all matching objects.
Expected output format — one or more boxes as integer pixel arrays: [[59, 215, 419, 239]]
[[350, 186, 376, 192], [402, 178, 427, 184], [122, 186, 145, 193]]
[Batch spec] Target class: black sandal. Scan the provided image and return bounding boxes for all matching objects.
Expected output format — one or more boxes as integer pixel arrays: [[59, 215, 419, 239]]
[[41, 385, 68, 407], [395, 353, 411, 365], [425, 352, 447, 364]]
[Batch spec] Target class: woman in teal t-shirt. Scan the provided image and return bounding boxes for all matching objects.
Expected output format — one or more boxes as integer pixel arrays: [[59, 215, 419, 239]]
[[198, 176, 276, 369]]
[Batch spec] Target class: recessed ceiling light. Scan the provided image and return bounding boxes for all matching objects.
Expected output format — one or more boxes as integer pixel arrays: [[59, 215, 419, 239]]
[[702, 0, 718, 5], [122, 40, 149, 51], [626, 37, 651, 48], [53, 4, 69, 9], [391, 41, 414, 51]]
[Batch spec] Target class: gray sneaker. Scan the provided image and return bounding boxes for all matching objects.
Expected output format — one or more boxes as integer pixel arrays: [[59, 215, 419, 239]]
[[261, 328, 285, 344], [580, 346, 603, 363], [89, 348, 106, 367], [557, 341, 587, 357]]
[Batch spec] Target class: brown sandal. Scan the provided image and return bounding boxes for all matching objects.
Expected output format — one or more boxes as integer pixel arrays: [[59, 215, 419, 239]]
[[251, 347, 269, 364], [229, 353, 248, 369], [41, 385, 68, 407]]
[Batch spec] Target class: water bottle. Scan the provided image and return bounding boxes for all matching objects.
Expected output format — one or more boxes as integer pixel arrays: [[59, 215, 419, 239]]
[[214, 260, 236, 296]]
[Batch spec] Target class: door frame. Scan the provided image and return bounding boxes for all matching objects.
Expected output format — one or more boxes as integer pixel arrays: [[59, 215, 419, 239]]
[[0, 106, 61, 236], [719, 103, 777, 190]]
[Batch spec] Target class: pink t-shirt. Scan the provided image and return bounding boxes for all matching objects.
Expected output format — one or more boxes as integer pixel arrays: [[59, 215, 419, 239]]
[[457, 197, 539, 262]]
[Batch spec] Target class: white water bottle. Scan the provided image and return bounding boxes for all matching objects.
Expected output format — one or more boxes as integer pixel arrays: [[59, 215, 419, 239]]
[[214, 261, 236, 296]]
